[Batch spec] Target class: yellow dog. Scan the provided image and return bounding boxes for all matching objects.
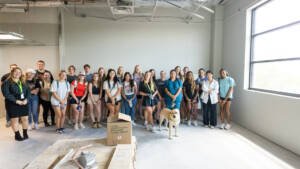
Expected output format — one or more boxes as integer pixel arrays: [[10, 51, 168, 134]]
[[159, 108, 180, 139]]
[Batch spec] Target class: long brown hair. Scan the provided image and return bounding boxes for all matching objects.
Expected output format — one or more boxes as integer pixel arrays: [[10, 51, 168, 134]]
[[91, 72, 101, 88], [8, 67, 25, 84], [144, 71, 155, 92], [186, 71, 196, 94]]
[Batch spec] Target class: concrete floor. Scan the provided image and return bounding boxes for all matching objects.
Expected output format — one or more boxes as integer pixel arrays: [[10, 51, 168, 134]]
[[0, 119, 299, 169]]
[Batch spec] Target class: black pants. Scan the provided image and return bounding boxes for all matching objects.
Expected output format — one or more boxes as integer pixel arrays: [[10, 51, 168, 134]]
[[40, 99, 55, 125], [203, 98, 217, 126]]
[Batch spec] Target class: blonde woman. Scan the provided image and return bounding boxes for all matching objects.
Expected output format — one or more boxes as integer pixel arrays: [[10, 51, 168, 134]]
[[50, 70, 70, 134], [139, 71, 158, 132], [133, 65, 144, 120], [25, 69, 40, 130], [87, 73, 102, 128], [117, 66, 124, 83], [98, 67, 106, 121], [2, 67, 30, 141]]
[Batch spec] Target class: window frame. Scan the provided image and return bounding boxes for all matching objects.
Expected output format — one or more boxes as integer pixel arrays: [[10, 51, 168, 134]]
[[248, 0, 300, 97]]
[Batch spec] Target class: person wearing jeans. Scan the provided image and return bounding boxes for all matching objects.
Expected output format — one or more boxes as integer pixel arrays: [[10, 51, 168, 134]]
[[201, 70, 219, 129], [121, 72, 137, 125], [25, 69, 40, 130]]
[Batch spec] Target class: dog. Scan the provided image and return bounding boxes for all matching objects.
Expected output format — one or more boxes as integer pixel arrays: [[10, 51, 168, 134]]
[[159, 108, 180, 139]]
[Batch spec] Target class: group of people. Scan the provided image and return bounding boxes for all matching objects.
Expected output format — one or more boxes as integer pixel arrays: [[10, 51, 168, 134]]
[[0, 60, 235, 141]]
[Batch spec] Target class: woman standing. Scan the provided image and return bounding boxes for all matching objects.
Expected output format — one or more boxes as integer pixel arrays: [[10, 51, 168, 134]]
[[149, 69, 162, 123], [196, 68, 207, 115], [66, 65, 77, 125], [98, 67, 106, 121], [219, 68, 235, 130], [87, 73, 102, 128], [39, 71, 55, 127], [70, 72, 88, 130], [121, 72, 138, 125], [139, 71, 158, 132], [103, 69, 122, 117], [201, 70, 219, 129], [50, 70, 70, 133], [133, 65, 143, 120], [164, 70, 183, 112], [2, 67, 30, 141], [25, 69, 40, 130], [183, 71, 199, 126], [117, 66, 124, 83]]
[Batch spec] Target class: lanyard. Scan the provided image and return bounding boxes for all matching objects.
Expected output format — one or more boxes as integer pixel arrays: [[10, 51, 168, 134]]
[[145, 83, 153, 95], [17, 81, 23, 94]]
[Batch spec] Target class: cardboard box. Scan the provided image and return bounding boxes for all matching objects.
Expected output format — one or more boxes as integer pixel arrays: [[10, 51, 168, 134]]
[[107, 113, 132, 146]]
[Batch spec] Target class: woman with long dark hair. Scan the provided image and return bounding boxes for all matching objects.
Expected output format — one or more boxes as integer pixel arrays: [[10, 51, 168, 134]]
[[39, 71, 55, 127], [183, 71, 199, 126], [103, 69, 122, 117], [121, 72, 138, 125]]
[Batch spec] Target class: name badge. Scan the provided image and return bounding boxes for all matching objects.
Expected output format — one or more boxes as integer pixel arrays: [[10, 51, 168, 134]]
[[20, 93, 24, 99]]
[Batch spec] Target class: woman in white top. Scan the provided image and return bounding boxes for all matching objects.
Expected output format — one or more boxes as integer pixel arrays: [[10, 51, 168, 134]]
[[201, 70, 219, 128], [121, 72, 138, 125], [50, 70, 70, 134], [103, 69, 122, 117]]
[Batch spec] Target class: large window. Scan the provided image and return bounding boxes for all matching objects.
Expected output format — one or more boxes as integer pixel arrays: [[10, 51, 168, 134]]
[[249, 0, 300, 97]]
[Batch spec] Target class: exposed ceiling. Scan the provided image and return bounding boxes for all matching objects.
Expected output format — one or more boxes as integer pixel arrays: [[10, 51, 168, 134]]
[[0, 0, 232, 20]]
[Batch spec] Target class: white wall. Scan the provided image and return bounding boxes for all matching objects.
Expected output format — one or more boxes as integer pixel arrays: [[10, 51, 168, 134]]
[[62, 11, 211, 73], [222, 0, 300, 155], [0, 8, 60, 117]]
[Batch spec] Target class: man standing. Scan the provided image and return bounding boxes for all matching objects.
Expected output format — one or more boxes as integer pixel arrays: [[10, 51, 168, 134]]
[[83, 64, 93, 83], [36, 60, 54, 81]]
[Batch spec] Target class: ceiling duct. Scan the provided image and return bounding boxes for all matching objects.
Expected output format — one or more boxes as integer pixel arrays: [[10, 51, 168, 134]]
[[108, 0, 135, 15]]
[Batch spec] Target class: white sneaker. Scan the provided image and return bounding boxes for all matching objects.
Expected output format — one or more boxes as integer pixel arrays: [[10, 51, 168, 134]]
[[220, 123, 225, 129], [79, 123, 85, 129], [132, 122, 136, 126], [225, 124, 231, 130], [193, 121, 198, 126], [34, 123, 39, 130], [210, 125, 215, 129], [146, 124, 151, 131], [28, 125, 32, 131], [151, 126, 156, 132], [204, 125, 209, 128], [74, 124, 79, 130], [187, 120, 191, 126]]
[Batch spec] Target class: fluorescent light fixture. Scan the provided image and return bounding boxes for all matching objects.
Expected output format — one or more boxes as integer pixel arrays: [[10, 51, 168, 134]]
[[0, 7, 25, 13], [0, 32, 24, 40]]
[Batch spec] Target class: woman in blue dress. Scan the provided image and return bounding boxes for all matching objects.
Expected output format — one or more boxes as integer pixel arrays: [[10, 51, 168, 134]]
[[164, 69, 183, 111]]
